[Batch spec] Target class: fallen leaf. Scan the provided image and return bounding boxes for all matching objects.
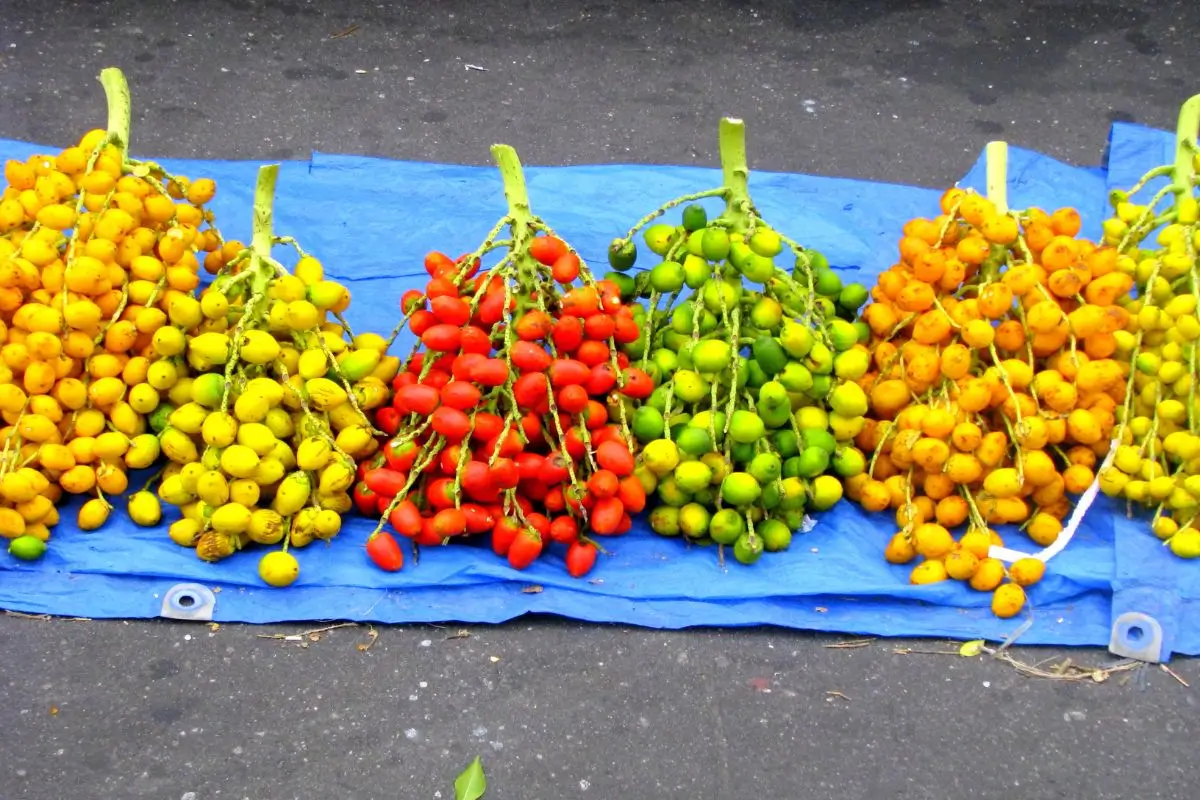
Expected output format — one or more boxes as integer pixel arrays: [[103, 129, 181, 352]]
[[489, 656, 500, 663], [521, 585, 543, 594], [49, 706, 58, 716], [329, 24, 360, 39], [208, 623, 221, 632], [357, 627, 379, 653], [825, 691, 851, 702], [444, 629, 472, 641]]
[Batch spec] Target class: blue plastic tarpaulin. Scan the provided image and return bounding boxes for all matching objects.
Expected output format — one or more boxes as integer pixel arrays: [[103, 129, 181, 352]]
[[0, 127, 1194, 656]]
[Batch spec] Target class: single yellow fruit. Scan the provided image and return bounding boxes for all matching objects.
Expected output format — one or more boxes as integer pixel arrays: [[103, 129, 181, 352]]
[[1009, 557, 1046, 587], [258, 550, 300, 588], [127, 492, 163, 527], [991, 583, 1027, 618], [909, 559, 949, 585], [77, 498, 112, 531]]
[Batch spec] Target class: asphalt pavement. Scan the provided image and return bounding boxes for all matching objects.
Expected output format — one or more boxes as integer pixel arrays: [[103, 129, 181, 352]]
[[2, 1, 1200, 799]]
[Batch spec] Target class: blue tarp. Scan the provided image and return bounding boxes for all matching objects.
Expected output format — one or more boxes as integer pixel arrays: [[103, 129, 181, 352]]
[[1, 127, 1195, 656]]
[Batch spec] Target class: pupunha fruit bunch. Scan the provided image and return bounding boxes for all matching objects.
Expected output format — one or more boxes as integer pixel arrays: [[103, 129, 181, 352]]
[[155, 164, 396, 587], [1098, 94, 1200, 560], [850, 183, 1133, 618], [355, 145, 653, 578], [0, 68, 225, 555], [607, 118, 871, 566]]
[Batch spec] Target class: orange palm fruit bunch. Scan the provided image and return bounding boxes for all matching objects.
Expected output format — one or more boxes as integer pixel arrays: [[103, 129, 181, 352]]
[[0, 68, 229, 549], [844, 186, 1135, 618]]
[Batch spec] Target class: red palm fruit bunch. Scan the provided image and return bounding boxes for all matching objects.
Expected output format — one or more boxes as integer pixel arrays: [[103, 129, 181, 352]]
[[352, 145, 655, 578]]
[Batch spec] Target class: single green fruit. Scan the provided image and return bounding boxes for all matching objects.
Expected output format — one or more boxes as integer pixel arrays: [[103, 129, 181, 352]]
[[778, 362, 814, 394], [649, 260, 686, 293], [832, 446, 867, 477], [828, 412, 866, 442], [729, 410, 766, 444], [796, 446, 831, 477], [632, 406, 667, 443], [810, 474, 844, 511], [721, 472, 762, 506], [759, 403, 792, 430], [682, 204, 709, 232], [701, 227, 731, 261], [748, 452, 782, 484], [740, 253, 776, 284], [675, 426, 714, 458], [749, 228, 783, 258], [773, 429, 801, 458], [686, 228, 707, 257], [757, 380, 790, 410], [761, 481, 783, 510], [808, 375, 834, 399], [673, 370, 710, 404], [838, 283, 869, 313], [758, 519, 793, 552], [8, 535, 47, 561], [794, 403, 829, 432], [752, 336, 788, 377], [604, 271, 636, 300], [800, 428, 838, 455], [649, 506, 682, 537], [833, 349, 870, 380], [689, 410, 727, 435], [729, 240, 754, 270], [669, 304, 696, 335], [744, 359, 769, 389], [750, 297, 784, 331], [805, 342, 834, 375], [652, 348, 679, 376], [733, 532, 764, 564], [813, 267, 843, 297], [782, 456, 805, 479], [701, 278, 741, 314], [683, 254, 711, 288], [657, 475, 693, 507], [829, 382, 869, 418], [679, 503, 712, 538], [693, 339, 733, 375], [701, 452, 730, 484], [644, 223, 677, 256], [675, 461, 715, 493], [709, 509, 746, 545], [608, 239, 637, 271], [826, 319, 859, 352], [779, 477, 807, 510], [642, 438, 680, 476]]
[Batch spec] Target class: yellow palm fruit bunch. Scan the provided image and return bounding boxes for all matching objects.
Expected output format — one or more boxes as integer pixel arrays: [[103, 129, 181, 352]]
[[846, 182, 1135, 619], [156, 164, 398, 588], [1098, 95, 1200, 560], [0, 68, 225, 547]]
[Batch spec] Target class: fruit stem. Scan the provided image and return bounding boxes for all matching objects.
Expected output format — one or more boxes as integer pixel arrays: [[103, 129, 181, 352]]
[[985, 141, 1009, 216], [717, 118, 754, 235], [98, 67, 132, 165], [1173, 94, 1200, 192], [491, 144, 534, 249], [251, 164, 280, 261]]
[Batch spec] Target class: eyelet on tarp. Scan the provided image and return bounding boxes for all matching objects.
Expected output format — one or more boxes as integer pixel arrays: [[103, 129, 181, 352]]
[[1109, 612, 1164, 663], [160, 583, 217, 621]]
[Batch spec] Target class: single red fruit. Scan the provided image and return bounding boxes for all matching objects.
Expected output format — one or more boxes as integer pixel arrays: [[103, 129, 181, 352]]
[[375, 406, 401, 436], [483, 427, 524, 459], [358, 451, 387, 482], [543, 485, 566, 513], [416, 517, 446, 546], [420, 368, 451, 391], [488, 457, 520, 490], [409, 309, 437, 337], [538, 451, 571, 485], [459, 325, 492, 355], [431, 295, 471, 326], [551, 316, 584, 352], [562, 427, 588, 460], [619, 367, 654, 399], [519, 477, 550, 502], [461, 461, 501, 503], [575, 340, 610, 368], [561, 286, 600, 318], [400, 289, 426, 314], [612, 315, 640, 344], [590, 496, 625, 535], [431, 406, 471, 442], [425, 276, 458, 298], [529, 234, 569, 266], [438, 444, 463, 476], [384, 438, 419, 472], [583, 314, 616, 341], [584, 363, 618, 395], [551, 252, 581, 284], [425, 477, 457, 509], [556, 384, 589, 414], [515, 310, 554, 341], [477, 290, 506, 326], [440, 380, 482, 411], [581, 400, 608, 430], [549, 516, 580, 545], [511, 341, 553, 373], [587, 469, 620, 499], [364, 468, 407, 498], [461, 503, 496, 534], [353, 481, 379, 516], [470, 358, 509, 387], [549, 359, 589, 388], [616, 513, 633, 535], [507, 527, 544, 569], [525, 513, 551, 538], [424, 251, 456, 277], [452, 353, 487, 381], [596, 280, 623, 312], [492, 517, 521, 556], [432, 508, 468, 537], [366, 532, 405, 571], [617, 475, 647, 513], [566, 540, 598, 578], [421, 323, 463, 352], [388, 499, 423, 537], [515, 452, 545, 481], [596, 440, 635, 476], [471, 412, 505, 444], [519, 412, 543, 445], [391, 371, 417, 393], [513, 372, 548, 410]]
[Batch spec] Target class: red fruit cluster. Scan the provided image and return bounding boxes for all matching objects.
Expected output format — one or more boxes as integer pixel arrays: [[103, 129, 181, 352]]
[[356, 236, 656, 578]]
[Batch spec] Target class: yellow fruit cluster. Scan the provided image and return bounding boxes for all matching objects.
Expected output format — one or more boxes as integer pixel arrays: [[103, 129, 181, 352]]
[[1, 71, 225, 542]]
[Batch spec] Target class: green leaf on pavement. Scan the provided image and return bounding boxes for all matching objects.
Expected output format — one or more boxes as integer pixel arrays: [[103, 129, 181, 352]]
[[455, 756, 487, 800]]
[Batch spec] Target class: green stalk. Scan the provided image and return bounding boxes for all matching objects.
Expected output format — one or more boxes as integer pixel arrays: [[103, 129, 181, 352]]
[[1173, 94, 1200, 193], [492, 144, 534, 249], [717, 118, 753, 234], [98, 67, 132, 165]]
